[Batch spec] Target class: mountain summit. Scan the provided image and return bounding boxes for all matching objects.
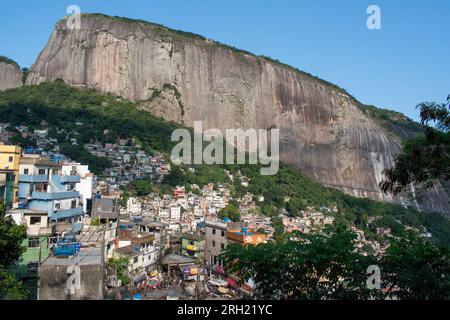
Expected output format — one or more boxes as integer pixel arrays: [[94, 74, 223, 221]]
[[0, 56, 22, 91]]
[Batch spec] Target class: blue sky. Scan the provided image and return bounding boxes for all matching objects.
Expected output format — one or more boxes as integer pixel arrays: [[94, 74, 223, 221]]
[[1, 0, 449, 121]]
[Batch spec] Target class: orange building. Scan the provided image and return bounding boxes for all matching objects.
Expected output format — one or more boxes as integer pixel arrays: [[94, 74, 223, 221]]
[[226, 225, 266, 246]]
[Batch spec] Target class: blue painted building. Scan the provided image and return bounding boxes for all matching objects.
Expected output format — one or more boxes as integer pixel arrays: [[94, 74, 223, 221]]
[[18, 156, 83, 223]]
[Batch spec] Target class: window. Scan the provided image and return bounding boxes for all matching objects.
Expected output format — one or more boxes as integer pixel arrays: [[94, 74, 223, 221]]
[[221, 243, 225, 250], [30, 217, 41, 225], [8, 156, 13, 162], [28, 237, 40, 248], [55, 203, 61, 210], [212, 240, 216, 247], [23, 168, 29, 175], [27, 262, 39, 270], [71, 200, 77, 209], [38, 169, 46, 175], [212, 228, 216, 235], [52, 169, 58, 175], [221, 230, 225, 237], [34, 183, 46, 192], [133, 257, 138, 263]]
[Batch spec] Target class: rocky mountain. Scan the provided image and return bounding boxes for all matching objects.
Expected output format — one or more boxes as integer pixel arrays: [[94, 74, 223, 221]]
[[26, 14, 450, 213], [0, 56, 22, 91]]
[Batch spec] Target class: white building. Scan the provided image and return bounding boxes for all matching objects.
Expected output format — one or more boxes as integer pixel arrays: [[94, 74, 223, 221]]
[[158, 207, 169, 219], [61, 163, 93, 214], [170, 206, 181, 221], [126, 197, 142, 216]]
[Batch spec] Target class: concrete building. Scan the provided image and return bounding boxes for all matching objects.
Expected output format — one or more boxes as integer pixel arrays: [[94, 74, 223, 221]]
[[135, 220, 170, 260], [92, 195, 119, 222], [18, 156, 83, 224], [205, 221, 228, 267], [205, 221, 267, 268], [114, 233, 158, 274], [170, 205, 181, 221], [126, 197, 141, 216], [226, 224, 267, 246], [37, 227, 106, 300], [38, 247, 104, 300], [0, 144, 21, 205], [7, 209, 53, 281], [61, 163, 93, 214], [181, 232, 205, 260]]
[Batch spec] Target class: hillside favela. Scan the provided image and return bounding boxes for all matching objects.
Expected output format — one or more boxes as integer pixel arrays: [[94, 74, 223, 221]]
[[0, 1, 449, 305]]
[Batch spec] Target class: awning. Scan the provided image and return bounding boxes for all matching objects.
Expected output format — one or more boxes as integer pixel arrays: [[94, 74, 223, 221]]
[[227, 277, 238, 288], [133, 275, 146, 284], [208, 279, 228, 287], [240, 284, 253, 294], [215, 265, 225, 274]]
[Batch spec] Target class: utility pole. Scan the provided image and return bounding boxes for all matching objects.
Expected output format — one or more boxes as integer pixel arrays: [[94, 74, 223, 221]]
[[115, 264, 119, 300]]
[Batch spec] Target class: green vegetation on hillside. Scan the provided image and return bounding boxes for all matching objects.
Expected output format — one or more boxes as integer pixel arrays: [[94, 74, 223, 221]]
[[361, 104, 423, 140], [0, 82, 449, 246], [0, 80, 180, 154], [60, 144, 113, 175]]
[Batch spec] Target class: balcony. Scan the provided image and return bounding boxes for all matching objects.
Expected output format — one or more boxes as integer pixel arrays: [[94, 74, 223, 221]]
[[19, 175, 48, 183], [52, 175, 80, 183], [32, 191, 80, 200], [50, 207, 83, 220]]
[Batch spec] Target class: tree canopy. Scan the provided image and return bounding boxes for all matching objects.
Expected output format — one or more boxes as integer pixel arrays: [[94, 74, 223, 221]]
[[217, 204, 241, 222], [0, 202, 28, 299], [220, 225, 450, 300], [381, 94, 450, 195]]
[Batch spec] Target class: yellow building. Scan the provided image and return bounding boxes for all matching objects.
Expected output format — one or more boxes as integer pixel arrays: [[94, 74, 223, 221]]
[[0, 145, 22, 204]]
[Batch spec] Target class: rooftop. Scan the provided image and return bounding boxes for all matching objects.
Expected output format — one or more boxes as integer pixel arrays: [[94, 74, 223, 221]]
[[42, 247, 102, 266], [115, 245, 140, 258], [161, 254, 195, 266], [20, 155, 60, 167], [182, 232, 204, 242]]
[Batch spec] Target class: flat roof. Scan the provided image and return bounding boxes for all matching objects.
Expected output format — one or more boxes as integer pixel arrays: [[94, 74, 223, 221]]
[[161, 254, 195, 266], [182, 232, 204, 242], [42, 247, 102, 266], [77, 227, 105, 244], [205, 221, 227, 229], [115, 245, 140, 258], [8, 208, 47, 215]]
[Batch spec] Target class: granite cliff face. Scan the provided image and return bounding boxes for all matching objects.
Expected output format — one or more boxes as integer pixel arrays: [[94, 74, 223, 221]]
[[0, 59, 22, 91], [27, 14, 450, 213]]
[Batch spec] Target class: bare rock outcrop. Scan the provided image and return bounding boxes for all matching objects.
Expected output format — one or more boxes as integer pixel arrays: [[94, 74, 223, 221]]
[[0, 58, 22, 91]]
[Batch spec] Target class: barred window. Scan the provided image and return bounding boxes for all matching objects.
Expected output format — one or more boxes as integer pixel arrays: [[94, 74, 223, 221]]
[[28, 237, 40, 248]]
